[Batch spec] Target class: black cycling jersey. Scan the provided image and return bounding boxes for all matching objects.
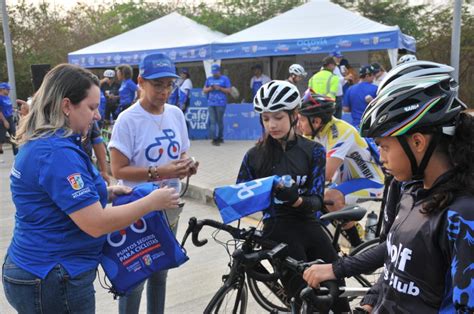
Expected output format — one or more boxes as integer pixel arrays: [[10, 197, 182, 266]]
[[371, 172, 474, 313], [332, 178, 403, 280], [237, 135, 325, 219], [237, 135, 350, 312]]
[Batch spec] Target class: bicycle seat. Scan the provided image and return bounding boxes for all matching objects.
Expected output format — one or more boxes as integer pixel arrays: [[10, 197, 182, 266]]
[[320, 205, 367, 222]]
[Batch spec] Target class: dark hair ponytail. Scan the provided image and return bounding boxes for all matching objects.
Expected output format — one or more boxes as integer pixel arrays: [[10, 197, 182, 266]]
[[422, 112, 474, 213]]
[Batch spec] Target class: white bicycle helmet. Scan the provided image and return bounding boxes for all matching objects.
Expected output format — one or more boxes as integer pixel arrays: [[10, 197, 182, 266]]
[[103, 69, 115, 78], [253, 80, 301, 113], [289, 64, 307, 77], [397, 54, 417, 65], [377, 60, 454, 94]]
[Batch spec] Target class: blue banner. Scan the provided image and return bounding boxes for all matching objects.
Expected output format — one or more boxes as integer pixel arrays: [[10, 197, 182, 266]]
[[68, 44, 212, 68], [185, 88, 209, 140], [185, 89, 261, 141], [214, 176, 280, 224], [224, 103, 261, 140], [212, 31, 415, 60]]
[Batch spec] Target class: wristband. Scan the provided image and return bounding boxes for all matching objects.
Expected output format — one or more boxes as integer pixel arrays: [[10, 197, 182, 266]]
[[152, 166, 159, 180], [147, 166, 154, 180]]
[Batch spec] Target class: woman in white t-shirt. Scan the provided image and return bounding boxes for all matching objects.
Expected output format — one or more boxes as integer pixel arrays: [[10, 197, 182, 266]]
[[178, 67, 193, 112], [109, 53, 198, 314]]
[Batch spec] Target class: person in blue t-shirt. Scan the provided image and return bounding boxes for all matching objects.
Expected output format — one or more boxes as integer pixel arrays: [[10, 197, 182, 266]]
[[343, 65, 378, 128], [0, 82, 18, 155], [203, 64, 231, 146], [1, 64, 180, 314], [116, 64, 138, 116]]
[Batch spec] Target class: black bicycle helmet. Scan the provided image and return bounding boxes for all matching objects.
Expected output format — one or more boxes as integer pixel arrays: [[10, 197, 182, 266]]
[[359, 61, 466, 180], [299, 89, 335, 117]]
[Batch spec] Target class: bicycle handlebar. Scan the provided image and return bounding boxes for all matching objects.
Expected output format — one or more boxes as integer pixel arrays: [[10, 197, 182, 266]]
[[181, 217, 339, 311]]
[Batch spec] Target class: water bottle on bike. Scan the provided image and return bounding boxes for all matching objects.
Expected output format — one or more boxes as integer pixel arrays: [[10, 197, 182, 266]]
[[364, 211, 378, 241]]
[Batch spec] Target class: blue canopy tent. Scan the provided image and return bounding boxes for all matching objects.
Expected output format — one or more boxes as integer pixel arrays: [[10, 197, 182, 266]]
[[68, 12, 225, 68], [211, 0, 415, 68]]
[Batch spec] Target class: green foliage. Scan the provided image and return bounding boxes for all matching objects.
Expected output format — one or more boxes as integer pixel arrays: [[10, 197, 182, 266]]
[[0, 0, 473, 105], [182, 0, 306, 35]]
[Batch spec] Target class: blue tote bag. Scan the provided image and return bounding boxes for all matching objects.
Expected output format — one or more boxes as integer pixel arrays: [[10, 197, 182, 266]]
[[100, 183, 188, 296], [214, 175, 281, 224]]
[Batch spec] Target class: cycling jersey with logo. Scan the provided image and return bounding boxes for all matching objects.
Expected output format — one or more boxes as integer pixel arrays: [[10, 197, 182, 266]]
[[108, 102, 190, 188], [237, 136, 325, 220], [373, 173, 474, 313], [316, 117, 384, 185]]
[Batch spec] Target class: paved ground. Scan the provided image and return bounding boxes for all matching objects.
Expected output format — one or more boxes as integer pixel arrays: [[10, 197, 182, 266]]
[[0, 141, 260, 313], [0, 143, 266, 313], [0, 140, 378, 313]]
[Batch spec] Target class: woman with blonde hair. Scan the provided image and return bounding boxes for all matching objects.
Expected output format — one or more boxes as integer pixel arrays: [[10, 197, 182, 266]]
[[2, 63, 179, 313]]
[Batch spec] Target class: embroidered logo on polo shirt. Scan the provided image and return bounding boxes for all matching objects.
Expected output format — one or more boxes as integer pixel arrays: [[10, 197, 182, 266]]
[[67, 173, 84, 190]]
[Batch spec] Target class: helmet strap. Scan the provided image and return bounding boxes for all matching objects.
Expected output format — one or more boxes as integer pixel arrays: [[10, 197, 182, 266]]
[[397, 133, 440, 180], [281, 112, 297, 143], [307, 116, 323, 140]]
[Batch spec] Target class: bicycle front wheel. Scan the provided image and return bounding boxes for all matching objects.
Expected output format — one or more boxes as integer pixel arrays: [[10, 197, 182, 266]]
[[349, 238, 383, 287], [204, 280, 248, 314]]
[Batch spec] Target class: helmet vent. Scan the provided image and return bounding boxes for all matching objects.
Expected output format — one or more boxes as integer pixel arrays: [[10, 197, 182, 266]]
[[273, 86, 291, 104]]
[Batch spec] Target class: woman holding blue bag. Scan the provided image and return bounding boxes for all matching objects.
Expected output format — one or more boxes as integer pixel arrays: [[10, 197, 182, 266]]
[[1, 64, 180, 314], [109, 53, 198, 314], [236, 80, 350, 312]]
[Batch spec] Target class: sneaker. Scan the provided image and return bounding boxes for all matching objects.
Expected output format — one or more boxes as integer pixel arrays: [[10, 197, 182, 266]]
[[217, 138, 224, 144], [211, 140, 220, 146]]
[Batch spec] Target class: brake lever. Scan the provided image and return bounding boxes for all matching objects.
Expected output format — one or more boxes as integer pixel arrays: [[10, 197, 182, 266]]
[[181, 217, 197, 247]]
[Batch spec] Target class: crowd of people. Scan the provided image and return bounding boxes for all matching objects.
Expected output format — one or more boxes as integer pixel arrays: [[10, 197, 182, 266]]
[[1, 49, 473, 314]]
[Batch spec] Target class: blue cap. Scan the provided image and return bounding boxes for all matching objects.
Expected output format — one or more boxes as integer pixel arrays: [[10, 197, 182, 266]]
[[330, 50, 343, 58], [180, 67, 189, 74], [0, 82, 11, 90], [211, 64, 221, 74], [359, 65, 375, 76], [139, 53, 179, 80]]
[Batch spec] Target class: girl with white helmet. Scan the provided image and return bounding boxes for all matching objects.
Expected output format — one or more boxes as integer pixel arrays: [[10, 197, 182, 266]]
[[237, 80, 350, 312], [287, 63, 307, 85]]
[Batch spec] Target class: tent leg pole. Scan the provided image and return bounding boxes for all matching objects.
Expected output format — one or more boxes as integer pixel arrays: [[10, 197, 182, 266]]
[[270, 56, 274, 79]]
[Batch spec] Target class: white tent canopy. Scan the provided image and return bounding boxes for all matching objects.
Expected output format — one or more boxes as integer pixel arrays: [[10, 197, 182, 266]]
[[211, 0, 415, 66], [68, 12, 226, 68]]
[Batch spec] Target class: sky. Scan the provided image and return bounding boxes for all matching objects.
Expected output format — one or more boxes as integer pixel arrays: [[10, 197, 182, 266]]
[[6, 0, 452, 10], [5, 0, 206, 10]]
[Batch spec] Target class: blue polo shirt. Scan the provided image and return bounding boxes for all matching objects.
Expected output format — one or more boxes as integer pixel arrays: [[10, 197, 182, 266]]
[[204, 75, 231, 106], [0, 95, 13, 118], [8, 131, 108, 279], [119, 79, 138, 106], [343, 82, 377, 128]]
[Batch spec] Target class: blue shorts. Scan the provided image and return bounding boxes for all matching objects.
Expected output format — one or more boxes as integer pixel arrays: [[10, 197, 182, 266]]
[[331, 178, 384, 204]]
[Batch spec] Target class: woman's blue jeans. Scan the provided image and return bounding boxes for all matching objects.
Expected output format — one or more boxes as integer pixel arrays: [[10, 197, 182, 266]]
[[118, 222, 178, 314], [2, 254, 96, 313]]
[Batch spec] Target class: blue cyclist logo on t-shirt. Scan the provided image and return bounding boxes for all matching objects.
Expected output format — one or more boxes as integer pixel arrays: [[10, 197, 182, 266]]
[[145, 129, 180, 162]]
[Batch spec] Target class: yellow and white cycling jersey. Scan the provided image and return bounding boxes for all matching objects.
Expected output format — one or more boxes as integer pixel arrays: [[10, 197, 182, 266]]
[[315, 118, 385, 200]]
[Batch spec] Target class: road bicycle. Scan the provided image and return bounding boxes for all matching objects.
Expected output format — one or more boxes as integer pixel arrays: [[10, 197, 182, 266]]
[[181, 205, 374, 313], [246, 205, 382, 313]]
